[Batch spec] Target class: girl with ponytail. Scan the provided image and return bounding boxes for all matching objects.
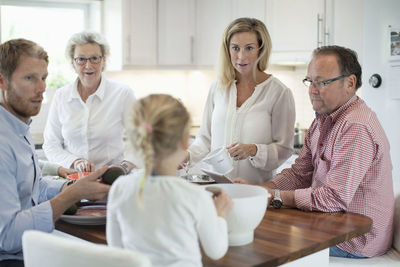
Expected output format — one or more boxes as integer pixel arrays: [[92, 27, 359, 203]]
[[106, 94, 233, 266]]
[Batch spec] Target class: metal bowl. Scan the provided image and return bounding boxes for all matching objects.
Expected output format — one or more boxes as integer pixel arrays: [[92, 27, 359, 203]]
[[182, 174, 215, 184]]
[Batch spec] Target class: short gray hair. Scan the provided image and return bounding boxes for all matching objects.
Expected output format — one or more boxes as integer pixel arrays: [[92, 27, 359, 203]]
[[312, 45, 362, 90], [65, 31, 110, 62]]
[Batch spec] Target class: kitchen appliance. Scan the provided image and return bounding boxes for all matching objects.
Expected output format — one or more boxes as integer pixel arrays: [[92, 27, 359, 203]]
[[294, 126, 306, 148]]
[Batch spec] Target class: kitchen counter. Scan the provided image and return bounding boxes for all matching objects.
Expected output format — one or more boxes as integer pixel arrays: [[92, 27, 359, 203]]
[[55, 207, 372, 267]]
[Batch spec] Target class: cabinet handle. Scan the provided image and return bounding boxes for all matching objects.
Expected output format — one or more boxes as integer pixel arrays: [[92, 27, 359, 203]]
[[317, 14, 323, 47], [324, 30, 330, 46], [190, 35, 194, 64], [126, 36, 131, 64]]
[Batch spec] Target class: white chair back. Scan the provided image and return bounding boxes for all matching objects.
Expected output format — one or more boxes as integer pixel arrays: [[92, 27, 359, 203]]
[[22, 230, 151, 267]]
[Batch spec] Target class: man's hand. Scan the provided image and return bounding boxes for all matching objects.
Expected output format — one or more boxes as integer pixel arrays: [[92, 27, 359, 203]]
[[51, 166, 110, 221], [73, 167, 111, 201], [231, 177, 253, 184]]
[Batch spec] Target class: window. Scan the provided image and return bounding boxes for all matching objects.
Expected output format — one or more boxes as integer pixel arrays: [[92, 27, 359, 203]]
[[0, 0, 101, 89]]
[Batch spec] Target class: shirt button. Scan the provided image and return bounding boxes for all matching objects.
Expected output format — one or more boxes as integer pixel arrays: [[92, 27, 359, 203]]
[[319, 143, 323, 147]]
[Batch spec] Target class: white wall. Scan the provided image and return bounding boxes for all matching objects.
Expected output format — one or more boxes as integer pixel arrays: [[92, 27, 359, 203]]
[[30, 66, 314, 140], [104, 66, 314, 130], [362, 0, 400, 193]]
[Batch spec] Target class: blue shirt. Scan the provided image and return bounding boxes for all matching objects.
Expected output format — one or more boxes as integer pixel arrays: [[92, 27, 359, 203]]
[[0, 105, 64, 261]]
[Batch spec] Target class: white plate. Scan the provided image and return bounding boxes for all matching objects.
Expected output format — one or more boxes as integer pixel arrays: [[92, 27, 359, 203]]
[[60, 205, 106, 225]]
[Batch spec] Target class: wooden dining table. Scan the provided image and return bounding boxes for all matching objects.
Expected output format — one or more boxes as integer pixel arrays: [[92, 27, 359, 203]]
[[55, 207, 372, 267]]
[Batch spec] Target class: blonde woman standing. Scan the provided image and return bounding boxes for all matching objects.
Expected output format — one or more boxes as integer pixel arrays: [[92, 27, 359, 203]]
[[188, 18, 296, 184], [107, 94, 233, 267]]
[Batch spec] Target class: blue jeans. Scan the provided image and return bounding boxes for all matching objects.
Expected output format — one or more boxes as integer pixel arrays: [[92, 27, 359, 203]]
[[330, 246, 366, 258]]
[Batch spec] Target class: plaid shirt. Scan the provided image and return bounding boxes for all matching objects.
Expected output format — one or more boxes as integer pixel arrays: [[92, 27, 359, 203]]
[[273, 95, 394, 257]]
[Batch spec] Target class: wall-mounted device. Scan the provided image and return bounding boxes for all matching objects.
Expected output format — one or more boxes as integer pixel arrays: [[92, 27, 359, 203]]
[[369, 73, 382, 88]]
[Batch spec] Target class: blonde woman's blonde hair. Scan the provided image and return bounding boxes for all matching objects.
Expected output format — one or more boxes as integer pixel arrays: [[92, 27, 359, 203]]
[[217, 17, 272, 89], [129, 94, 191, 202]]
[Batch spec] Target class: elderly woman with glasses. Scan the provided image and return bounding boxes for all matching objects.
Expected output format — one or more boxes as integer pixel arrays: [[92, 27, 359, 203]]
[[43, 31, 136, 174]]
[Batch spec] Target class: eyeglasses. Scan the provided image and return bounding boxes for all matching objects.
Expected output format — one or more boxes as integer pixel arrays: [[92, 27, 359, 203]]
[[73, 55, 103, 65], [302, 75, 347, 90]]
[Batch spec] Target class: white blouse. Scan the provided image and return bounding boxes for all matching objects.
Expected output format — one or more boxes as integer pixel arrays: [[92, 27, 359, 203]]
[[43, 76, 135, 169], [189, 76, 295, 184], [107, 172, 228, 267]]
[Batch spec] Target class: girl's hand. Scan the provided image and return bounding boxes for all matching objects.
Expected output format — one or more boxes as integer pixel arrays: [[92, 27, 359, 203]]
[[213, 190, 234, 219]]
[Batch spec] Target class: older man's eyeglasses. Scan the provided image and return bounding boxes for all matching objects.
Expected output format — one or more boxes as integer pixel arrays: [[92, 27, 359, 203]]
[[74, 56, 103, 65], [302, 75, 347, 90]]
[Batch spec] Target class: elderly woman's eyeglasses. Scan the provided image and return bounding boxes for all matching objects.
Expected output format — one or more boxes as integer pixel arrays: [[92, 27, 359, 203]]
[[74, 56, 103, 65], [302, 75, 347, 90]]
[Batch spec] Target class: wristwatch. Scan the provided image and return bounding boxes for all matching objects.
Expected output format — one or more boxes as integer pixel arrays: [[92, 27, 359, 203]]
[[271, 189, 283, 209], [120, 162, 130, 174]]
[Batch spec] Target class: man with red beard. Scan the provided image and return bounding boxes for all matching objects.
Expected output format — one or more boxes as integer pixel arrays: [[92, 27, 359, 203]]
[[234, 46, 394, 259], [0, 39, 110, 267]]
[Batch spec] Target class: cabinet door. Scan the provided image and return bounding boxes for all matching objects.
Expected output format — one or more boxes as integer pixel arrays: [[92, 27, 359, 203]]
[[266, 0, 324, 53], [123, 0, 157, 66], [231, 0, 266, 21], [158, 0, 195, 66], [196, 0, 267, 67], [195, 0, 231, 66], [331, 0, 363, 54]]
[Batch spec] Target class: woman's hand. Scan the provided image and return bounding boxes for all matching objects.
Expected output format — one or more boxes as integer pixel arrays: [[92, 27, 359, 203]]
[[72, 158, 95, 172], [57, 167, 77, 178], [178, 151, 190, 170], [213, 190, 234, 219], [226, 143, 257, 161]]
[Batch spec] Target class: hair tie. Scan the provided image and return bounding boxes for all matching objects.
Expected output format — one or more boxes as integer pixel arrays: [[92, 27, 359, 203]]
[[144, 124, 152, 133]]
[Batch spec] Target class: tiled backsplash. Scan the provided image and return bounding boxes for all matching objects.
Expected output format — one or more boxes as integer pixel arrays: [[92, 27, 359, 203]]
[[29, 66, 320, 139]]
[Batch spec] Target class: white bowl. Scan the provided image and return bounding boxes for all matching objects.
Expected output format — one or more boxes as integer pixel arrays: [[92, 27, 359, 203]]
[[206, 184, 270, 246]]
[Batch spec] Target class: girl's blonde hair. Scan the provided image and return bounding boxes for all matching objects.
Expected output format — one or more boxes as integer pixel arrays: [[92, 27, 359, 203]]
[[129, 94, 191, 199], [217, 17, 272, 89]]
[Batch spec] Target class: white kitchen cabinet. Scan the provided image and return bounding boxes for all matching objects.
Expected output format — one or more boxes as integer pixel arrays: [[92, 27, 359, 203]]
[[158, 0, 195, 66], [266, 0, 327, 64], [231, 0, 266, 22], [160, 0, 269, 66], [196, 0, 267, 66], [122, 0, 157, 67], [195, 0, 231, 66], [121, 0, 270, 68], [330, 0, 363, 59], [121, 0, 197, 67], [108, 0, 341, 69]]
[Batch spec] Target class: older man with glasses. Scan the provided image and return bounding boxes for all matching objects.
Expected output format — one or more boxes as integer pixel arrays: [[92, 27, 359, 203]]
[[234, 45, 394, 259]]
